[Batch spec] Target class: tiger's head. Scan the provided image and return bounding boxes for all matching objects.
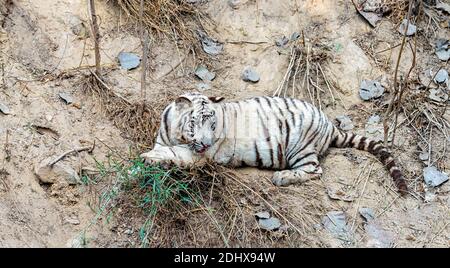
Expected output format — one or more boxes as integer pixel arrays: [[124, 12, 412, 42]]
[[169, 92, 224, 154]]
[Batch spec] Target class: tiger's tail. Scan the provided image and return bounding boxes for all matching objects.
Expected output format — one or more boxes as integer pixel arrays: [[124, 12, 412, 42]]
[[330, 126, 408, 196]]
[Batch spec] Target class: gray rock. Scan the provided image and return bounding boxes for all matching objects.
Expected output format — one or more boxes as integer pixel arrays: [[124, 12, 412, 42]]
[[58, 92, 73, 105], [367, 114, 380, 124], [290, 32, 301, 41], [0, 101, 11, 115], [358, 10, 383, 27], [423, 166, 449, 187], [118, 52, 140, 70], [255, 211, 270, 219], [322, 211, 353, 243], [359, 207, 376, 222], [65, 217, 80, 225], [434, 69, 448, 84], [419, 69, 438, 89], [194, 66, 215, 81], [419, 152, 429, 161], [197, 83, 211, 91], [365, 114, 384, 142], [398, 19, 417, 36], [326, 188, 356, 202], [359, 80, 384, 100], [424, 189, 437, 203], [436, 2, 450, 14], [34, 158, 82, 185], [68, 15, 89, 39], [258, 217, 281, 231], [66, 234, 86, 248], [435, 39, 450, 61], [365, 222, 393, 248], [275, 36, 289, 47], [227, 0, 240, 9], [428, 88, 449, 103], [197, 30, 223, 56], [336, 115, 354, 131], [242, 67, 260, 83]]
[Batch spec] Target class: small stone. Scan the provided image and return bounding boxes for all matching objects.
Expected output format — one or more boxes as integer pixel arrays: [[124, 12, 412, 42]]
[[258, 217, 281, 231], [423, 166, 449, 187], [436, 2, 450, 14], [124, 229, 133, 235], [65, 217, 80, 225], [322, 211, 353, 243], [227, 0, 240, 9], [434, 69, 448, 84], [197, 30, 223, 56], [34, 158, 82, 185], [275, 36, 289, 47], [58, 92, 73, 105], [365, 114, 384, 142], [398, 19, 416, 36], [359, 207, 376, 222], [326, 187, 356, 202], [66, 236, 85, 248], [365, 222, 393, 248], [194, 66, 215, 81], [0, 101, 11, 115], [424, 189, 437, 203], [419, 152, 429, 161], [428, 88, 449, 103], [419, 69, 438, 89], [197, 83, 211, 91], [336, 115, 354, 131], [435, 39, 450, 61], [290, 32, 300, 41], [255, 211, 270, 219], [367, 114, 380, 124], [118, 52, 141, 70], [68, 15, 89, 39], [242, 67, 260, 83], [359, 80, 384, 100]]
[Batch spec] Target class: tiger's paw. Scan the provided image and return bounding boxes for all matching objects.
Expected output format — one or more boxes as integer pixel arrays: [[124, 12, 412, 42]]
[[140, 151, 173, 168], [272, 170, 321, 186], [272, 170, 295, 186]]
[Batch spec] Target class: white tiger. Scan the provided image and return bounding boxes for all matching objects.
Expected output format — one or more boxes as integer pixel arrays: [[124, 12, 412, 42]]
[[141, 92, 408, 195]]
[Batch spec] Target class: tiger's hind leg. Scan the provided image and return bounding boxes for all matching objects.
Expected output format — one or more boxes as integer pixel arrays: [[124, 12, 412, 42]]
[[272, 151, 322, 186]]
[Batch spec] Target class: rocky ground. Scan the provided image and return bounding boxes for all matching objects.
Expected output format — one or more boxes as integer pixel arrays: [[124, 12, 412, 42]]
[[0, 0, 449, 247]]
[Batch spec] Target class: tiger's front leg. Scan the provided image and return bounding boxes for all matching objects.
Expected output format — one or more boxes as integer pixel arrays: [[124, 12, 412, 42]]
[[140, 144, 199, 168]]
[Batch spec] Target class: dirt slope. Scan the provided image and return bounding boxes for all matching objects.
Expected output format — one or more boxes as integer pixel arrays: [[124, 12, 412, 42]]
[[0, 0, 449, 247]]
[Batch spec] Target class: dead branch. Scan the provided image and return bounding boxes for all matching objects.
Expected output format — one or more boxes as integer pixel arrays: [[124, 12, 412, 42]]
[[49, 144, 94, 167], [87, 0, 101, 76], [383, 0, 414, 147]]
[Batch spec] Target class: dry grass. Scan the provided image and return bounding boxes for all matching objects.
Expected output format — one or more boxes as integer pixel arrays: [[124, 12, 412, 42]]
[[80, 73, 166, 149], [273, 33, 343, 110], [113, 0, 211, 58], [95, 160, 327, 248]]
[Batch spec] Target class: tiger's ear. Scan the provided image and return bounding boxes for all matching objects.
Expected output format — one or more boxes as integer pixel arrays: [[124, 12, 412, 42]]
[[175, 96, 192, 109], [208, 96, 225, 103]]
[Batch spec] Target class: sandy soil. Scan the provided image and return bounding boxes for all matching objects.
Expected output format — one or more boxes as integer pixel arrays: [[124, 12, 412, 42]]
[[0, 0, 449, 247]]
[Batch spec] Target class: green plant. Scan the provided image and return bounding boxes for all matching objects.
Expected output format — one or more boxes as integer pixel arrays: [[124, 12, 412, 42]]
[[82, 157, 200, 247]]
